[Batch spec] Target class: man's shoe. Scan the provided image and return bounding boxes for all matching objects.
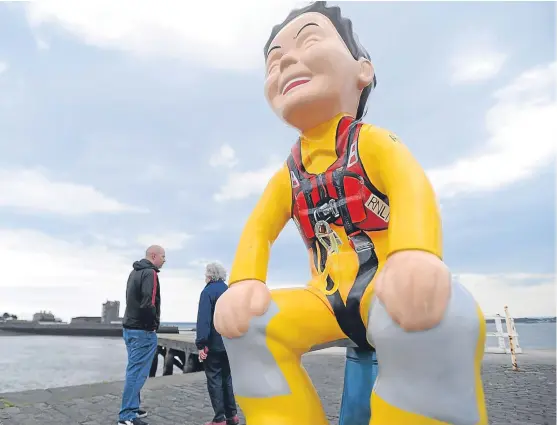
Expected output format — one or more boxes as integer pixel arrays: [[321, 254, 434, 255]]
[[226, 416, 240, 425], [118, 418, 149, 425], [136, 409, 148, 418]]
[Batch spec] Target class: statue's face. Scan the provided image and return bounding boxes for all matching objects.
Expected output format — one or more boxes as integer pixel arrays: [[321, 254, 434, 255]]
[[264, 12, 373, 132]]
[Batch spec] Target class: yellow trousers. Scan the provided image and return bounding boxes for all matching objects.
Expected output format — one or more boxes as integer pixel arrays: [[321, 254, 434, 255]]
[[223, 285, 488, 425]]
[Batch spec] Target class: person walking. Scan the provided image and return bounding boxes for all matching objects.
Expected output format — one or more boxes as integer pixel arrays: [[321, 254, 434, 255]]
[[118, 245, 165, 425], [196, 262, 239, 425]]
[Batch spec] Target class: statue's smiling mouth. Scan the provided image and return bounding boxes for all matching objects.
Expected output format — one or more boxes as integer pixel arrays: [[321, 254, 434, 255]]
[[282, 77, 311, 95]]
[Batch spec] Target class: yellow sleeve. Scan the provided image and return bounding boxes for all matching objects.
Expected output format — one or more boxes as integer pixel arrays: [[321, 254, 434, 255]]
[[358, 125, 443, 259], [228, 163, 292, 285]]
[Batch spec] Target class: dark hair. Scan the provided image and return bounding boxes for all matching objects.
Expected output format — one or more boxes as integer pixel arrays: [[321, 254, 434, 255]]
[[264, 1, 376, 119]]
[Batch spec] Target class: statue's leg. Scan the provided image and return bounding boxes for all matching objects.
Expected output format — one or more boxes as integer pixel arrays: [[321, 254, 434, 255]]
[[367, 280, 488, 425], [339, 347, 378, 425], [223, 287, 345, 425]]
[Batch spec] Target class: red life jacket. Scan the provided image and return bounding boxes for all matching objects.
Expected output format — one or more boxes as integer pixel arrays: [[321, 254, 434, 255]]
[[287, 116, 390, 249], [285, 116, 389, 351]]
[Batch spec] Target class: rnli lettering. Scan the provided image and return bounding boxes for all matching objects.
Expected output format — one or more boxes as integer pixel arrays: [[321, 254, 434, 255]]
[[290, 171, 300, 189], [365, 194, 390, 222], [347, 141, 358, 167]]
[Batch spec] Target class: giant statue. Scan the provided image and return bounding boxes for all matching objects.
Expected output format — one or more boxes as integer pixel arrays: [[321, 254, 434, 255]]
[[214, 2, 488, 425]]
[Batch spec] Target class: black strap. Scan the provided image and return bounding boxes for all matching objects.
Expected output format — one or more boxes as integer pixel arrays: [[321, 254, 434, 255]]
[[287, 127, 378, 350], [329, 159, 377, 350]]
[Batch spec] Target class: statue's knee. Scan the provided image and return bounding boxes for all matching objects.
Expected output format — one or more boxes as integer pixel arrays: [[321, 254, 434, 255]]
[[368, 280, 481, 349], [442, 281, 483, 344], [222, 301, 291, 398], [366, 281, 483, 425]]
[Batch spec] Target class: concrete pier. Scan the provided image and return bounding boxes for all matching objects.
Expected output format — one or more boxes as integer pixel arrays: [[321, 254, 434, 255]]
[[0, 350, 554, 425]]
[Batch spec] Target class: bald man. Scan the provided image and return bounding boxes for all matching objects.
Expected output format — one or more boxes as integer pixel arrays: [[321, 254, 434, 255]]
[[119, 245, 166, 425]]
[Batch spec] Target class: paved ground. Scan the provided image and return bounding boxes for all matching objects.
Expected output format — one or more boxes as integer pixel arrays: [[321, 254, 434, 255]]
[[0, 350, 554, 425]]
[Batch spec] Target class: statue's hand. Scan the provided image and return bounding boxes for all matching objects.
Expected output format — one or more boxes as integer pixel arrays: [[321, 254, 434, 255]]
[[375, 250, 451, 332], [214, 279, 271, 338]]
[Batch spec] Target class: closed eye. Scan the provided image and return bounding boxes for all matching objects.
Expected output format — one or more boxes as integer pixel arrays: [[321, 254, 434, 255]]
[[303, 36, 320, 47]]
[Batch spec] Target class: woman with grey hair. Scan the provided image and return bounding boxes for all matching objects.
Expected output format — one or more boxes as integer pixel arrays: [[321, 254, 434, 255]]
[[195, 262, 239, 425], [205, 262, 227, 283]]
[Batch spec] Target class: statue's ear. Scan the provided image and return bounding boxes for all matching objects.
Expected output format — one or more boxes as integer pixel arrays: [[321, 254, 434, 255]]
[[357, 58, 374, 90]]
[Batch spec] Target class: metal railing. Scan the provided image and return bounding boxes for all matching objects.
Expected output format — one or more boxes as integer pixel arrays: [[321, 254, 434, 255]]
[[485, 305, 521, 370]]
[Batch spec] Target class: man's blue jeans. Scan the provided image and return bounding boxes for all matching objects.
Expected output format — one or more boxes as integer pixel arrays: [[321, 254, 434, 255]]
[[339, 347, 379, 425], [119, 328, 158, 421]]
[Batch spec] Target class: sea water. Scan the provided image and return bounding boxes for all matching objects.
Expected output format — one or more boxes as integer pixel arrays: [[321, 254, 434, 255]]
[[0, 322, 554, 393]]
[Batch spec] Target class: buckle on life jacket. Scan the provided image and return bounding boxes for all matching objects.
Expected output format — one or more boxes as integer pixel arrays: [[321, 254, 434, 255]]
[[347, 230, 374, 252], [315, 220, 342, 254], [313, 198, 341, 224]]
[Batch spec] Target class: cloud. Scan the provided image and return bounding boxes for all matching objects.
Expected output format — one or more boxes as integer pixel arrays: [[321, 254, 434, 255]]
[[0, 168, 146, 215], [0, 61, 7, 75], [457, 273, 556, 317], [89, 233, 130, 249], [0, 228, 207, 322], [136, 232, 191, 251], [200, 223, 224, 233], [209, 144, 238, 168], [188, 258, 213, 268], [448, 32, 507, 85], [0, 228, 132, 290], [213, 162, 282, 202], [450, 50, 506, 84], [429, 61, 556, 198], [24, 0, 306, 71], [35, 37, 50, 51]]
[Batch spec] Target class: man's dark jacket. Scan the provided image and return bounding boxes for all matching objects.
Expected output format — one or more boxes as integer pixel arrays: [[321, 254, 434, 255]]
[[195, 279, 227, 352], [123, 259, 161, 331]]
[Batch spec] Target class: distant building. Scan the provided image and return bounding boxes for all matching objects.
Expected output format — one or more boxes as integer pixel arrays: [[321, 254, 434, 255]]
[[102, 301, 120, 324], [71, 316, 102, 324], [32, 311, 58, 322]]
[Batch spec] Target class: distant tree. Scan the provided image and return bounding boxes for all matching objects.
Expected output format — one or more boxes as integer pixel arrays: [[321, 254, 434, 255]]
[[10, 314, 17, 320], [2, 312, 9, 319]]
